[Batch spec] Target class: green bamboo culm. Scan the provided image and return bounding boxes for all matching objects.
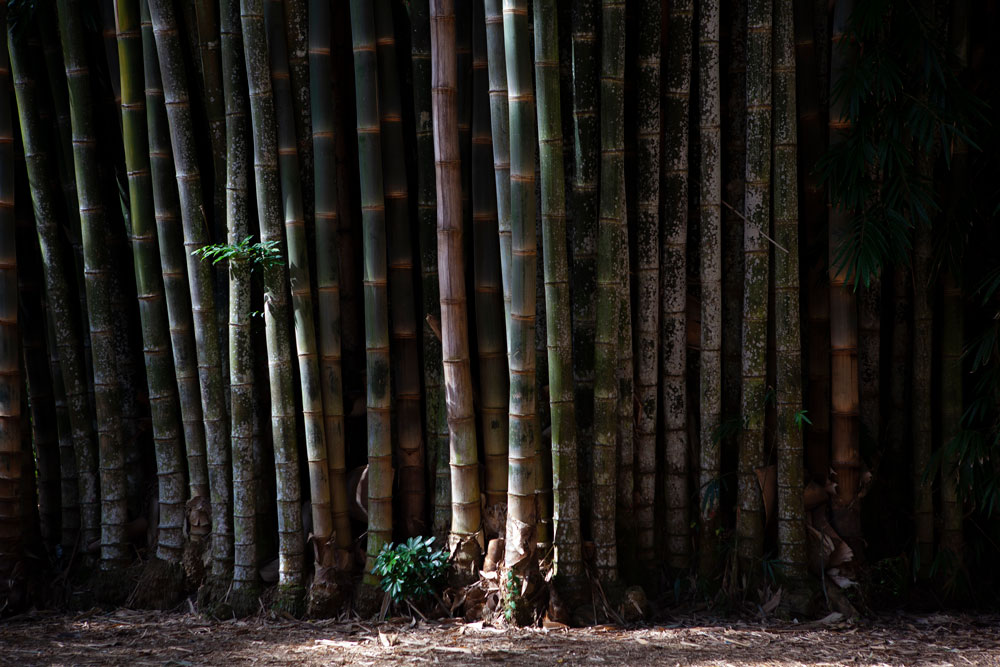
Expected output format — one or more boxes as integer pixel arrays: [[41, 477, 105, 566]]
[[502, 0, 539, 582], [149, 0, 233, 577], [263, 0, 333, 572], [772, 0, 807, 579], [697, 0, 723, 576], [310, 0, 352, 554], [56, 0, 128, 571], [348, 0, 393, 592], [634, 0, 661, 567], [9, 28, 100, 556], [483, 0, 513, 350], [115, 0, 186, 565], [220, 0, 259, 608], [374, 0, 427, 538], [0, 2, 19, 585], [240, 0, 305, 605], [533, 0, 581, 585], [592, 0, 626, 583], [472, 0, 510, 517], [411, 0, 451, 542], [139, 0, 210, 547], [738, 0, 773, 571]]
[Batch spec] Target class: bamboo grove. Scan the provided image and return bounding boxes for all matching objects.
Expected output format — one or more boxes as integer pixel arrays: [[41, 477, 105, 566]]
[[1, 0, 1000, 620]]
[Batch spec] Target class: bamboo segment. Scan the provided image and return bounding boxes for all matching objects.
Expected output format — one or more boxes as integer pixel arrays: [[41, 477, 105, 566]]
[[9, 34, 100, 554], [533, 0, 581, 582], [373, 0, 426, 539], [220, 0, 258, 594], [473, 1, 510, 513], [663, 0, 693, 569], [570, 0, 599, 533], [348, 0, 393, 586], [940, 270, 963, 568], [56, 0, 128, 570], [0, 8, 19, 582], [283, 0, 312, 233], [263, 0, 333, 566], [697, 0, 722, 575], [502, 0, 539, 575], [139, 0, 210, 530], [310, 0, 352, 553], [593, 0, 626, 582], [634, 0, 661, 569], [858, 280, 881, 448], [46, 311, 79, 553], [149, 0, 234, 576], [116, 0, 186, 564], [912, 223, 933, 573], [773, 0, 806, 579], [484, 0, 513, 349], [241, 0, 305, 594], [827, 0, 861, 552], [431, 0, 483, 564], [412, 0, 451, 542]]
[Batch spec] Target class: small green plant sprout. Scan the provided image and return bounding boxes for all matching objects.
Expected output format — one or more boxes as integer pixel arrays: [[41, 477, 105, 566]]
[[192, 235, 283, 270], [371, 537, 449, 605], [793, 409, 812, 431]]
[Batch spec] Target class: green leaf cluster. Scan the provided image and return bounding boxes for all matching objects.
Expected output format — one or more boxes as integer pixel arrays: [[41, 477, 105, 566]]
[[192, 235, 284, 270], [371, 537, 449, 604]]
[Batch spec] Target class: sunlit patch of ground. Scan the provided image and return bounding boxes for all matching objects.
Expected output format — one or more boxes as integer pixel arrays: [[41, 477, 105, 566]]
[[2, 609, 998, 666]]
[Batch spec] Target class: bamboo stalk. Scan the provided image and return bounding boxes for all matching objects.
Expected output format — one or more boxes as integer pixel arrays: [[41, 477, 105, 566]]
[[348, 0, 393, 588], [737, 0, 772, 570], [56, 0, 128, 570], [310, 0, 352, 553], [374, 0, 427, 539], [773, 0, 807, 579], [219, 0, 258, 597], [697, 0, 722, 576], [472, 0, 510, 514], [533, 0, 581, 583], [502, 0, 539, 579], [139, 0, 210, 540], [663, 0, 693, 569], [263, 0, 333, 569], [592, 0, 626, 582], [9, 34, 99, 553], [412, 0, 451, 542], [827, 0, 862, 553], [116, 0, 186, 564], [150, 0, 234, 577], [241, 0, 305, 598]]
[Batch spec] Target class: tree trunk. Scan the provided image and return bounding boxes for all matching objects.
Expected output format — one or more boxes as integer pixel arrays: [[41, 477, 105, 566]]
[[241, 0, 305, 604], [310, 0, 352, 554], [116, 0, 186, 565], [348, 0, 393, 591], [149, 0, 233, 576], [472, 1, 511, 515], [773, 0, 807, 579], [57, 0, 128, 571], [534, 0, 582, 585], [374, 0, 427, 539]]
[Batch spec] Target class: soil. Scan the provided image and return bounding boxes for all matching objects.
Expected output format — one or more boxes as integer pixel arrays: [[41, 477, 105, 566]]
[[2, 609, 999, 666]]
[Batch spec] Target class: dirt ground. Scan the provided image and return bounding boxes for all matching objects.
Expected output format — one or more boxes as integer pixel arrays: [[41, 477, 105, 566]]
[[1, 608, 999, 666]]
